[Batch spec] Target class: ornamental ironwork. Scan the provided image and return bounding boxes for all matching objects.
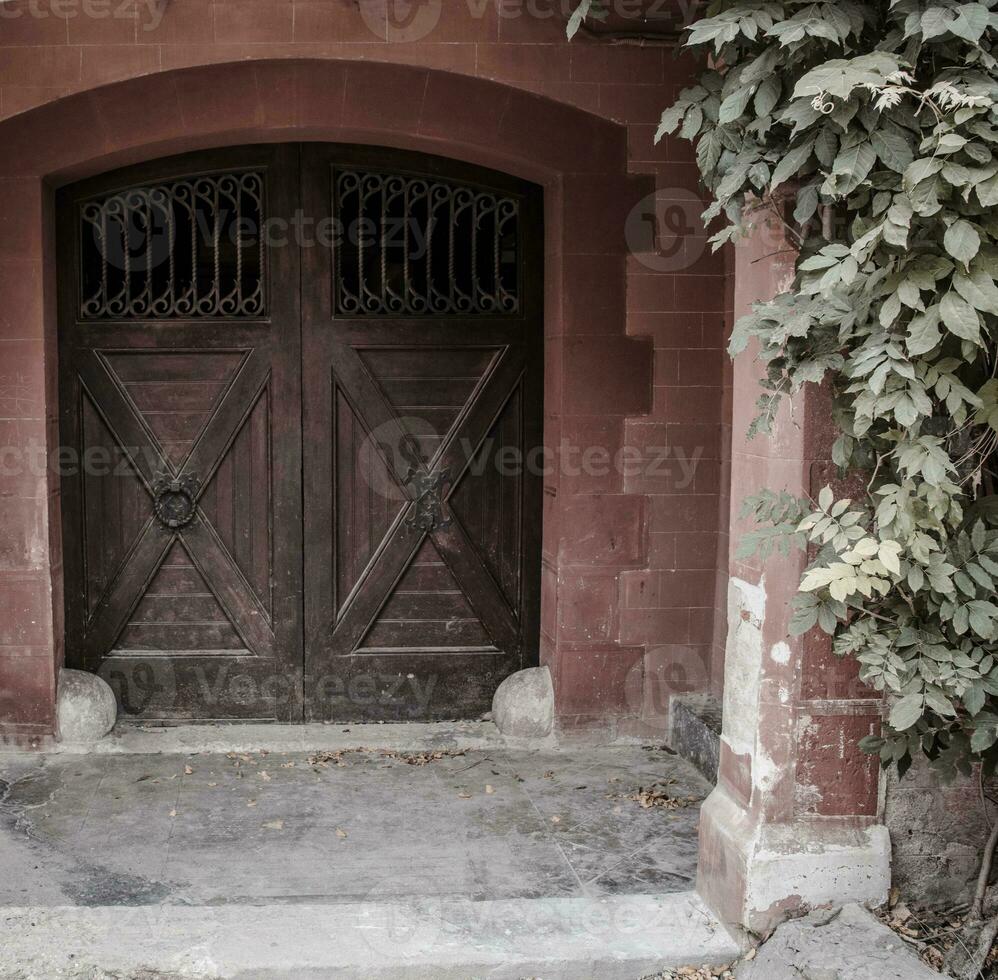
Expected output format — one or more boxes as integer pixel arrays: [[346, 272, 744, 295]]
[[404, 468, 453, 534], [334, 169, 520, 316], [79, 171, 266, 319], [151, 473, 201, 530]]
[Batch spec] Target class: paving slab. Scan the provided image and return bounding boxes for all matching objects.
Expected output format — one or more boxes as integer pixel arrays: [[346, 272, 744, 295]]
[[0, 742, 705, 906], [736, 904, 941, 980], [0, 730, 739, 978]]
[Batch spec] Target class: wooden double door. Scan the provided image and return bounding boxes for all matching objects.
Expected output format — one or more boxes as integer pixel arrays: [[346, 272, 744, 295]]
[[58, 145, 543, 723]]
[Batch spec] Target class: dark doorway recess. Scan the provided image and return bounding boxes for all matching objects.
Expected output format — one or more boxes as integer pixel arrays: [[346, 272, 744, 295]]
[[57, 144, 544, 723]]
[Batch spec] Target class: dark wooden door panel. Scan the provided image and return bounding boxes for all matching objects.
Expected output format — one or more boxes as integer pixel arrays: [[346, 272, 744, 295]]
[[300, 145, 543, 722], [58, 146, 303, 723], [59, 143, 542, 724]]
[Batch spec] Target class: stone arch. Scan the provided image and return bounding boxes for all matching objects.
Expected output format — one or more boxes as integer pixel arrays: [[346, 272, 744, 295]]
[[0, 58, 654, 742], [1, 60, 628, 184]]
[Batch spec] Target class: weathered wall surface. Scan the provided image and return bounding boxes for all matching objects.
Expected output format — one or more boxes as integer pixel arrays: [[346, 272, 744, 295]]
[[0, 0, 729, 742], [696, 202, 889, 937], [885, 760, 992, 906]]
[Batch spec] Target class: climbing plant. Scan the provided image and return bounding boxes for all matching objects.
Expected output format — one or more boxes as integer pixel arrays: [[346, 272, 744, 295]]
[[575, 1, 998, 792]]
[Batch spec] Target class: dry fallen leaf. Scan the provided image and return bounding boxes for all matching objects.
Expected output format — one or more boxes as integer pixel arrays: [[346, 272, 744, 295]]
[[386, 749, 467, 766], [335, 827, 348, 839], [607, 780, 700, 811]]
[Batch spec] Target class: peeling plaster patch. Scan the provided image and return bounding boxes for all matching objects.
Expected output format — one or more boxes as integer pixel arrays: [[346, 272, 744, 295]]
[[795, 779, 825, 813], [753, 747, 784, 798], [770, 641, 791, 665], [722, 577, 766, 757], [776, 267, 796, 294], [732, 576, 766, 625]]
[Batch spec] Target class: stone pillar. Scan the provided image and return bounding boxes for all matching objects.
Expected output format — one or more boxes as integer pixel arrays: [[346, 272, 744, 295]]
[[696, 202, 889, 937]]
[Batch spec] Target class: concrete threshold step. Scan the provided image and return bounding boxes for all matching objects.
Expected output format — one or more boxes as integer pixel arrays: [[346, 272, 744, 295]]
[[12, 720, 655, 758], [16, 721, 507, 756], [1, 893, 741, 980]]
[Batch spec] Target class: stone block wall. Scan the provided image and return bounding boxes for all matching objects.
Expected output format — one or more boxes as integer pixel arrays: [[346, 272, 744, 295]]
[[885, 760, 994, 907]]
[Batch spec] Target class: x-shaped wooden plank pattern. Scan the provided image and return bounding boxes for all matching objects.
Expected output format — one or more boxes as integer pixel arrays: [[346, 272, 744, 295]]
[[331, 339, 524, 655], [77, 347, 275, 658]]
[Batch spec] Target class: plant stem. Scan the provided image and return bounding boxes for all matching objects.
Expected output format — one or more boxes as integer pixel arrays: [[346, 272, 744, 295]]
[[971, 817, 998, 922]]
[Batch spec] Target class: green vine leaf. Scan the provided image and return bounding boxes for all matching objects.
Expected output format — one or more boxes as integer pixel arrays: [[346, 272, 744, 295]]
[[940, 291, 982, 343], [890, 695, 925, 732], [944, 219, 982, 266]]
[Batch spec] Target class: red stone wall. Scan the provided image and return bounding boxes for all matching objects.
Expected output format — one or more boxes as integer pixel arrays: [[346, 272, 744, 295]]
[[0, 0, 728, 741]]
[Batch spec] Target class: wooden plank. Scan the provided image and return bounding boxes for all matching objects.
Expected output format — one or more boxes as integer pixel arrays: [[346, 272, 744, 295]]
[[360, 618, 494, 649], [105, 352, 245, 383], [378, 378, 479, 408], [378, 590, 475, 621], [129, 594, 230, 623], [360, 346, 497, 380], [115, 622, 246, 651], [126, 381, 229, 413]]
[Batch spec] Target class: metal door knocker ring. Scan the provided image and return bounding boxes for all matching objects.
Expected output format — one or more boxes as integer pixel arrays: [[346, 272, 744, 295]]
[[152, 474, 200, 530]]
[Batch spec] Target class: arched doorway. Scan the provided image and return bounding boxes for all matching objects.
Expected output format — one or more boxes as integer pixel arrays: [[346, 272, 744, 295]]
[[57, 143, 544, 724]]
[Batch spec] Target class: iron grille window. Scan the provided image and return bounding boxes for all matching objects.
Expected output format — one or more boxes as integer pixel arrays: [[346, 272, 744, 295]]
[[79, 170, 266, 320], [334, 169, 520, 316]]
